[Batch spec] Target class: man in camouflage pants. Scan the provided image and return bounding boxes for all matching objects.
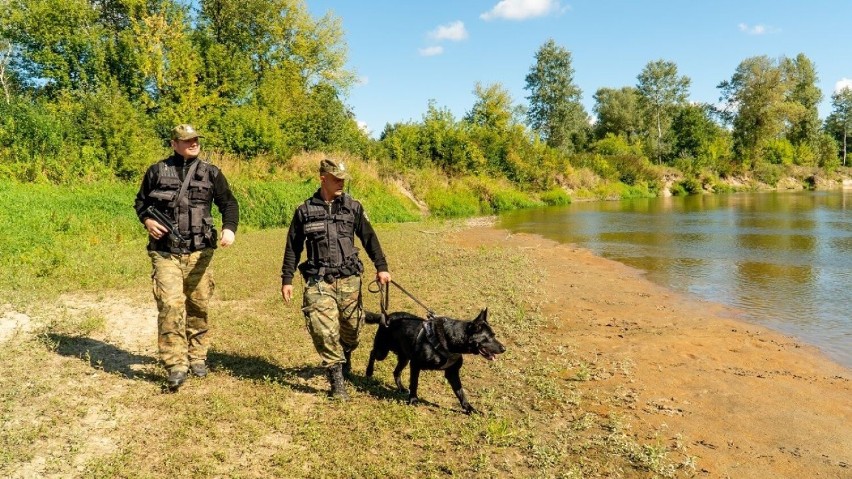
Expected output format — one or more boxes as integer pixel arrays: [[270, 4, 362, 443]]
[[280, 158, 391, 400], [135, 124, 239, 392]]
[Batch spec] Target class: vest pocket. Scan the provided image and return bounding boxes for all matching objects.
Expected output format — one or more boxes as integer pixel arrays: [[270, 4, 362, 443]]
[[149, 190, 176, 202], [189, 186, 212, 200]]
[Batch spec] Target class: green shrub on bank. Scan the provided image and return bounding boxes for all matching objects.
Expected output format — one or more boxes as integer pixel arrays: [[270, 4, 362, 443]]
[[463, 176, 541, 214], [539, 187, 571, 206], [426, 184, 481, 218]]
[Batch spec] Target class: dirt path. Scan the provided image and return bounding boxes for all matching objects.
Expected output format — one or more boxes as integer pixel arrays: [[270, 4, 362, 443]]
[[453, 225, 851, 478]]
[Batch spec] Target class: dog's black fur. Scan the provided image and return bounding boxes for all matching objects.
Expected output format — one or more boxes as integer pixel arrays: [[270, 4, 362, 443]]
[[364, 308, 505, 414]]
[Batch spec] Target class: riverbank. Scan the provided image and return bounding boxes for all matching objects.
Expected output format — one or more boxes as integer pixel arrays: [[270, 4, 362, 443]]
[[0, 219, 848, 477], [455, 220, 850, 477]]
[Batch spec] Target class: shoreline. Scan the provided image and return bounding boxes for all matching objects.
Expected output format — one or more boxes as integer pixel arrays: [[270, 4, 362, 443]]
[[452, 223, 850, 477]]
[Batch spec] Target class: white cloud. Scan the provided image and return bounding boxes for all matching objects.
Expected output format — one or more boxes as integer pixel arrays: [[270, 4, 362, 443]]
[[356, 120, 370, 134], [428, 21, 468, 41], [419, 46, 444, 57], [480, 0, 565, 21], [738, 23, 779, 35], [835, 78, 852, 94]]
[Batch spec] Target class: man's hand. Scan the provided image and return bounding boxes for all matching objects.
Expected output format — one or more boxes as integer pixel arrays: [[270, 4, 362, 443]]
[[220, 229, 235, 247], [281, 284, 293, 303], [377, 271, 391, 285], [144, 218, 168, 240]]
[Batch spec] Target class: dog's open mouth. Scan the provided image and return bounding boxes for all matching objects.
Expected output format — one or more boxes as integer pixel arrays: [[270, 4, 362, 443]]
[[479, 348, 498, 361]]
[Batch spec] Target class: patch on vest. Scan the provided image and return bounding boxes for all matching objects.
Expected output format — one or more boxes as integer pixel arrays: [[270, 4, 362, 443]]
[[304, 222, 324, 234]]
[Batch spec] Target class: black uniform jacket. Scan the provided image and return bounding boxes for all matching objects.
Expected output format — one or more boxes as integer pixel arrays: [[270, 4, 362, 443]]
[[133, 153, 239, 252], [280, 190, 388, 285]]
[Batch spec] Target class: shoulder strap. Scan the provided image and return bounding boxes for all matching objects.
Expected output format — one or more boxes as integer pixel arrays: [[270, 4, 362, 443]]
[[169, 159, 200, 209]]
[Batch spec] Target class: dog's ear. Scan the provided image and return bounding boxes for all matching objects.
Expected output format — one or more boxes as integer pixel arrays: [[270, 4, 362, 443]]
[[474, 308, 488, 324]]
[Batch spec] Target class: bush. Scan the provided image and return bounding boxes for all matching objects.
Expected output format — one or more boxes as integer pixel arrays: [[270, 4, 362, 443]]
[[678, 178, 703, 195], [763, 138, 795, 165], [669, 182, 688, 196], [753, 162, 783, 186], [425, 183, 481, 218], [539, 188, 571, 206], [463, 176, 539, 213]]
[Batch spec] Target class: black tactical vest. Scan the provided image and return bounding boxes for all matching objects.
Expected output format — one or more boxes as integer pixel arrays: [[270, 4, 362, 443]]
[[147, 158, 217, 253], [298, 195, 364, 279]]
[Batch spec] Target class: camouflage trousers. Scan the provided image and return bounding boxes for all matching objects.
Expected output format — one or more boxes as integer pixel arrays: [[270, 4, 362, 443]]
[[301, 274, 363, 367], [149, 249, 215, 373]]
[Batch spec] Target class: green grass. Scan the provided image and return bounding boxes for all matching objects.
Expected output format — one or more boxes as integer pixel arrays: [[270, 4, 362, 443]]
[[0, 178, 695, 477], [0, 178, 421, 305], [0, 219, 689, 478], [0, 180, 146, 304]]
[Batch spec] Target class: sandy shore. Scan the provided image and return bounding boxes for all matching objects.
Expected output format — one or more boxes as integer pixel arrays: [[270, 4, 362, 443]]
[[454, 225, 850, 478]]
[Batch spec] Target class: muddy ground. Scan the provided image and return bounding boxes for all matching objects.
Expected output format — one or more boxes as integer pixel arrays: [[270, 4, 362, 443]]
[[453, 225, 850, 478]]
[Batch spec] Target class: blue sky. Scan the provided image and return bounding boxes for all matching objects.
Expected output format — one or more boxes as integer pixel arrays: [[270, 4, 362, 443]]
[[306, 0, 852, 138]]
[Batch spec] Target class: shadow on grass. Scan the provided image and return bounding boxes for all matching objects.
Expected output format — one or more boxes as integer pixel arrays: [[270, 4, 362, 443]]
[[46, 333, 161, 382], [209, 350, 415, 402], [42, 336, 444, 406], [209, 350, 326, 395]]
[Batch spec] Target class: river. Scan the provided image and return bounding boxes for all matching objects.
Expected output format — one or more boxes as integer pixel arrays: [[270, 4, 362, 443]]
[[498, 191, 852, 368]]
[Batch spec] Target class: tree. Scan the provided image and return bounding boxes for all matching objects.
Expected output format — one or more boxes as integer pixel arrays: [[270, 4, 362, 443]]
[[670, 103, 721, 164], [718, 56, 788, 165], [5, 0, 108, 93], [464, 82, 520, 132], [0, 38, 13, 104], [196, 0, 354, 104], [782, 53, 822, 147], [524, 39, 588, 153], [592, 86, 641, 141], [829, 87, 852, 166], [636, 59, 691, 164]]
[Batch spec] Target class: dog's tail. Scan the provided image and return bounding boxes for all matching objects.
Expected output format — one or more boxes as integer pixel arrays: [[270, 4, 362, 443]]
[[364, 311, 383, 325]]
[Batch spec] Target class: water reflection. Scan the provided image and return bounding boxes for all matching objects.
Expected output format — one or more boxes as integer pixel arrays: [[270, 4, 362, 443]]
[[498, 191, 852, 368]]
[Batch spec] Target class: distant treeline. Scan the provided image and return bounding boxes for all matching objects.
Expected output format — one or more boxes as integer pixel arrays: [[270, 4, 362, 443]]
[[1, 0, 851, 192]]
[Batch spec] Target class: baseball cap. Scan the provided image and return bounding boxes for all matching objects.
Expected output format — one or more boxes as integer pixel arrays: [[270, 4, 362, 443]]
[[171, 124, 204, 141], [319, 158, 350, 179]]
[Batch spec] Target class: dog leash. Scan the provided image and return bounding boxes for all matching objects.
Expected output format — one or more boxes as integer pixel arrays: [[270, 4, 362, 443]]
[[368, 279, 436, 326]]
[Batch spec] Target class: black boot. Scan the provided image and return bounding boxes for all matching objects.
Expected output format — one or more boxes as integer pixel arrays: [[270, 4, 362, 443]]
[[342, 350, 352, 379], [190, 361, 208, 378], [167, 369, 187, 392], [326, 364, 349, 400]]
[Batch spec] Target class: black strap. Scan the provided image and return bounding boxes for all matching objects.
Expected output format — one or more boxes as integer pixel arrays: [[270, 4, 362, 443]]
[[169, 159, 200, 210], [388, 280, 436, 319], [169, 159, 200, 234], [377, 281, 390, 327], [369, 279, 437, 326]]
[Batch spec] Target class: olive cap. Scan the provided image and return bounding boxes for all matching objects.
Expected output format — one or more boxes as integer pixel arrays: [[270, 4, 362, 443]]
[[171, 124, 203, 141], [319, 158, 349, 179]]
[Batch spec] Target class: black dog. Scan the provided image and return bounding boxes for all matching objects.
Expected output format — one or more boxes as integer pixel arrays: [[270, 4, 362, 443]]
[[364, 308, 505, 414]]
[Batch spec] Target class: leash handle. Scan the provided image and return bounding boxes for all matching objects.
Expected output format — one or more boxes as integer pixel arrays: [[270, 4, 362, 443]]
[[367, 279, 437, 321]]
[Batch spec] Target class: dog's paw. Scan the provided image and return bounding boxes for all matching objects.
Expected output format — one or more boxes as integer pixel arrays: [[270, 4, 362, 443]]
[[407, 397, 419, 406]]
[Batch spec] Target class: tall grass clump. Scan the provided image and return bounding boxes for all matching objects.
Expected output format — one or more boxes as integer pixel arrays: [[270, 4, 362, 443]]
[[345, 175, 422, 223], [229, 179, 318, 229], [539, 187, 571, 206], [463, 176, 540, 214], [425, 184, 481, 218]]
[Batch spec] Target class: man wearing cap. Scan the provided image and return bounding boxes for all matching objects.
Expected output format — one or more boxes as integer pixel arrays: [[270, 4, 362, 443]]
[[280, 158, 391, 400], [134, 124, 240, 392]]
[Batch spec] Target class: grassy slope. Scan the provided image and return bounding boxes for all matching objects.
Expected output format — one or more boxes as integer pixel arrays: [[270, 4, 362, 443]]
[[0, 221, 686, 478]]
